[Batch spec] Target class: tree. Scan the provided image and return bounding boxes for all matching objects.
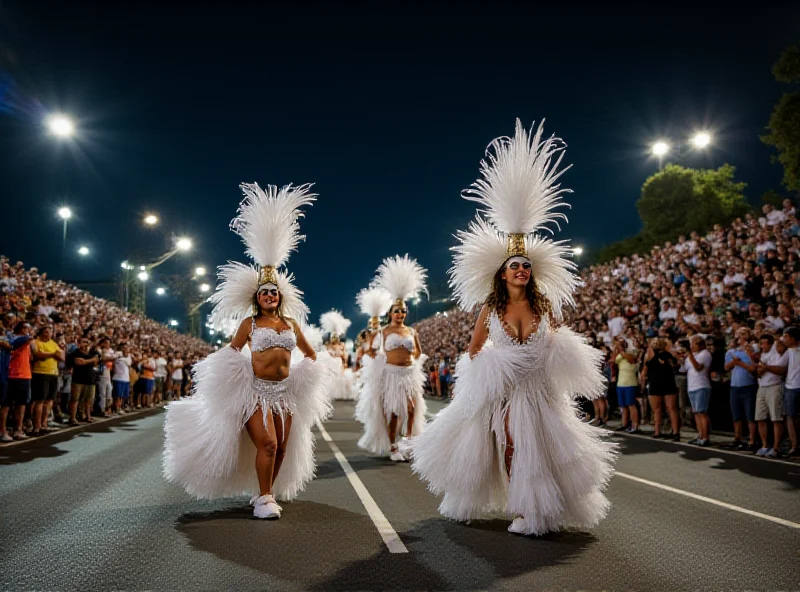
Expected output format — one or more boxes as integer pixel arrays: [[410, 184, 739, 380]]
[[761, 189, 786, 208], [762, 42, 800, 194], [636, 164, 748, 246]]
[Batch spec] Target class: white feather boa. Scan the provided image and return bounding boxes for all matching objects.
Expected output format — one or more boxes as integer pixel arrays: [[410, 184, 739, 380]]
[[411, 327, 616, 535], [357, 353, 427, 456], [162, 347, 333, 501]]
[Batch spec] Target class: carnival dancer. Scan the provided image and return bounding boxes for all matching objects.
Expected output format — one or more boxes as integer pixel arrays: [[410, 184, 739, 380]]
[[358, 255, 428, 462], [320, 310, 356, 401], [163, 183, 332, 520], [354, 287, 392, 422], [412, 120, 617, 535]]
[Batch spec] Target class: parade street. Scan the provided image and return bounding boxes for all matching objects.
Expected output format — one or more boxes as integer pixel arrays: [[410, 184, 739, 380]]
[[2, 401, 798, 592]]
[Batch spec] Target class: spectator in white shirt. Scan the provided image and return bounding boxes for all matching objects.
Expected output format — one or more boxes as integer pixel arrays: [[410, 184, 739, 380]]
[[168, 355, 184, 401], [754, 334, 787, 458], [607, 308, 626, 339], [709, 273, 725, 296], [678, 336, 713, 446], [111, 344, 133, 414], [154, 351, 168, 404], [763, 204, 787, 227], [658, 300, 678, 322], [780, 327, 800, 457], [723, 268, 747, 287]]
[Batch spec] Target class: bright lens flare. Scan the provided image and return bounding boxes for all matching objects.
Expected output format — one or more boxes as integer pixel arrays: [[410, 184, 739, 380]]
[[47, 114, 75, 137], [652, 142, 670, 156], [691, 132, 711, 148]]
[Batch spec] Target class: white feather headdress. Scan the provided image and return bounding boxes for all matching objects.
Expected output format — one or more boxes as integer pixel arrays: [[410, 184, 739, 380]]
[[372, 254, 428, 306], [320, 310, 352, 339], [449, 120, 579, 319], [356, 287, 393, 320], [208, 182, 315, 331]]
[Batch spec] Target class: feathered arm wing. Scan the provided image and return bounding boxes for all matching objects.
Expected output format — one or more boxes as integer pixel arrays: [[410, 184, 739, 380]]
[[544, 326, 607, 400], [207, 261, 258, 335]]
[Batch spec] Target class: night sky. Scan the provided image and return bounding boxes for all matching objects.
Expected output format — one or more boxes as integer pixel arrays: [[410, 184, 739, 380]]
[[1, 2, 799, 335]]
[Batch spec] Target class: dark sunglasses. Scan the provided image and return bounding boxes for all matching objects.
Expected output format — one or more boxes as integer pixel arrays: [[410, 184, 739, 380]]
[[258, 288, 279, 297], [393, 309, 408, 314], [507, 261, 532, 270]]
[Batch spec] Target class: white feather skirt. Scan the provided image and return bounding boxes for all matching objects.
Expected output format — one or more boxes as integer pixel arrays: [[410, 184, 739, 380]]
[[412, 328, 617, 536], [162, 347, 333, 502], [357, 354, 428, 456]]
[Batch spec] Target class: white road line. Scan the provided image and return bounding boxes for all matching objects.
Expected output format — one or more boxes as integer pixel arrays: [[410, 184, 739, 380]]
[[315, 420, 409, 554], [616, 471, 800, 530]]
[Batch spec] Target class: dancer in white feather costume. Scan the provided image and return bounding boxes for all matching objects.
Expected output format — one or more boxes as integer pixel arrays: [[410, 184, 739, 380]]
[[412, 120, 617, 536], [163, 183, 333, 520], [353, 287, 392, 422], [319, 310, 356, 401], [357, 255, 428, 462]]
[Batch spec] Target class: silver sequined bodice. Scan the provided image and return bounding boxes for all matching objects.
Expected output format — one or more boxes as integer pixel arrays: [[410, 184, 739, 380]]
[[251, 319, 297, 352], [488, 311, 548, 349]]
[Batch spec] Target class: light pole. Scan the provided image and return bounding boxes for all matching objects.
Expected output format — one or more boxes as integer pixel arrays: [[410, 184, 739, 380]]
[[58, 207, 72, 278]]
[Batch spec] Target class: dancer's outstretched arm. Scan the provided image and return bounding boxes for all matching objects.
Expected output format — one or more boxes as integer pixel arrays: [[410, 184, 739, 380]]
[[468, 305, 490, 360]]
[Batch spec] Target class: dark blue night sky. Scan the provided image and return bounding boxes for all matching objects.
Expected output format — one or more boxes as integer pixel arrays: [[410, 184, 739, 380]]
[[1, 2, 798, 333]]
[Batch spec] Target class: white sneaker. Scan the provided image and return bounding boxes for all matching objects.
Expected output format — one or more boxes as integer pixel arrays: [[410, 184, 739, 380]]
[[508, 517, 526, 535], [755, 447, 769, 457], [389, 449, 405, 462], [250, 495, 282, 511], [0, 433, 13, 442], [253, 494, 281, 519]]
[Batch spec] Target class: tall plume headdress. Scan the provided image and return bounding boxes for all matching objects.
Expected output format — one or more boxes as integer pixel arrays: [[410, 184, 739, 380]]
[[208, 183, 316, 332], [356, 287, 392, 329], [320, 310, 352, 342], [449, 119, 579, 320], [372, 254, 428, 311]]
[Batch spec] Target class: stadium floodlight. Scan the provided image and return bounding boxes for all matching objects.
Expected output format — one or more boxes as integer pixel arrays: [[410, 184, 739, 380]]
[[199, 283, 211, 293], [156, 287, 166, 296], [144, 214, 159, 225], [47, 114, 75, 138], [573, 246, 584, 256], [138, 271, 149, 281], [58, 207, 72, 220], [169, 319, 178, 327], [691, 132, 711, 148], [651, 141, 670, 156], [77, 246, 90, 256], [176, 237, 192, 251], [195, 266, 206, 276]]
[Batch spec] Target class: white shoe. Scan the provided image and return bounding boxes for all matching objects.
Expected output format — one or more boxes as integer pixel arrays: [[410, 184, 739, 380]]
[[0, 433, 13, 442], [389, 449, 405, 462], [250, 495, 282, 511], [253, 494, 281, 519], [508, 516, 526, 535], [396, 438, 413, 461]]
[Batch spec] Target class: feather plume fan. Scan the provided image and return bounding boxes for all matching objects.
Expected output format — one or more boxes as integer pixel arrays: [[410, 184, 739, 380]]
[[207, 261, 309, 333], [320, 310, 352, 338], [301, 323, 324, 351], [356, 287, 393, 319], [231, 182, 317, 267], [372, 254, 429, 303], [463, 119, 571, 235], [448, 216, 579, 318]]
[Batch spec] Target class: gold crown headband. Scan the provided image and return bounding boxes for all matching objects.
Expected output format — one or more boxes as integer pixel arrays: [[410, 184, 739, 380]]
[[506, 233, 528, 258], [258, 265, 278, 286]]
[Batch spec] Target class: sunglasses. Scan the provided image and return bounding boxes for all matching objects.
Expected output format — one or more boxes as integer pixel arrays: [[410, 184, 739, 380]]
[[393, 309, 408, 314], [258, 288, 279, 297], [507, 262, 532, 270]]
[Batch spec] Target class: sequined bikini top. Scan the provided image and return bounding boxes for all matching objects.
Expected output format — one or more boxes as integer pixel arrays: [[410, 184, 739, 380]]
[[488, 311, 548, 348], [384, 330, 415, 352], [250, 317, 297, 352]]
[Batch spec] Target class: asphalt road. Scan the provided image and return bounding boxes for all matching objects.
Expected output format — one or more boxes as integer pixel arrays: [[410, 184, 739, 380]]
[[1, 400, 798, 591]]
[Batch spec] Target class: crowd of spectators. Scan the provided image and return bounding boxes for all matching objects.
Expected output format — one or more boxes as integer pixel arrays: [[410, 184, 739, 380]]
[[415, 199, 800, 458], [0, 256, 211, 442]]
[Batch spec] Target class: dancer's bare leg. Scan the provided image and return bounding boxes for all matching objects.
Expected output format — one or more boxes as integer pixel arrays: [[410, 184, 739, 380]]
[[245, 408, 278, 496], [406, 399, 415, 437], [271, 413, 292, 487]]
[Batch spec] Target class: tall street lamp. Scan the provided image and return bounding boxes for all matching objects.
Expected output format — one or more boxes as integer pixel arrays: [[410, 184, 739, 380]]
[[58, 207, 72, 277], [651, 141, 670, 171]]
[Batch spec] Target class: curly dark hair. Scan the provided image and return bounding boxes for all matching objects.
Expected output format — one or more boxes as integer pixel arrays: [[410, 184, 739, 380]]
[[485, 263, 552, 322]]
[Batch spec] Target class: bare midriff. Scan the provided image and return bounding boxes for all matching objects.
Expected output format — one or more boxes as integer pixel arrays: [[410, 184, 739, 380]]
[[386, 348, 413, 367], [251, 348, 292, 381]]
